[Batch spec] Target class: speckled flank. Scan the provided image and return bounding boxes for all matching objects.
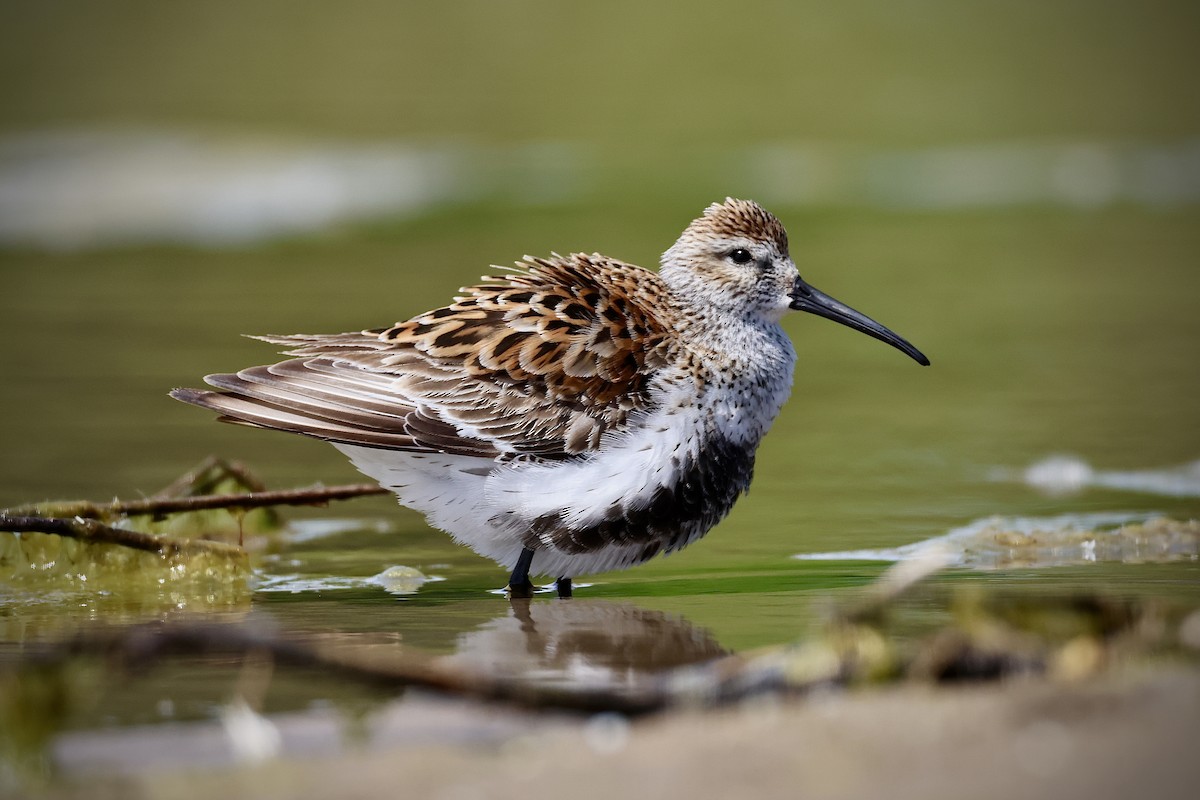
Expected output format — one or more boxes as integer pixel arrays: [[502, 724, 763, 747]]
[[172, 199, 807, 578], [527, 434, 757, 557]]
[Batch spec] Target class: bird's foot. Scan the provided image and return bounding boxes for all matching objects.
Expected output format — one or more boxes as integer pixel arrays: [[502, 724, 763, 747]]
[[506, 547, 536, 598], [507, 579, 535, 599], [555, 577, 572, 598]]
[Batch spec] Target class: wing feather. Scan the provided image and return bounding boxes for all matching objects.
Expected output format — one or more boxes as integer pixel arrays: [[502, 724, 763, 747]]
[[172, 254, 675, 460]]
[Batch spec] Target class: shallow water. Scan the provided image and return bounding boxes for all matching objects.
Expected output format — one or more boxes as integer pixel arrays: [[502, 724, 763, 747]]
[[1, 3, 1199, 748], [3, 200, 1199, 737]]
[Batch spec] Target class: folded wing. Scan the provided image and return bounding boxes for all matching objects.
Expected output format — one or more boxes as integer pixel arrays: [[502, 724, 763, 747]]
[[171, 254, 674, 460]]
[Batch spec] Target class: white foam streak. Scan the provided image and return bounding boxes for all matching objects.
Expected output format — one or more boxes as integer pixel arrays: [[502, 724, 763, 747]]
[[4, 130, 1200, 250], [748, 139, 1200, 210], [1010, 455, 1200, 498], [254, 565, 441, 596], [0, 130, 465, 249]]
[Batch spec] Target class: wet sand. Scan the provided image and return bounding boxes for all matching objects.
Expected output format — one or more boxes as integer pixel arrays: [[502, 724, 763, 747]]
[[43, 666, 1200, 800]]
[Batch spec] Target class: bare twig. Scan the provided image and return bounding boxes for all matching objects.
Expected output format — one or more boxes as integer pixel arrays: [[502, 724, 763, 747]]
[[34, 622, 674, 716], [18, 576, 947, 715], [9, 548, 1123, 717], [0, 514, 246, 560], [4, 483, 389, 521], [17, 601, 1032, 717], [839, 544, 955, 623], [149, 456, 268, 499]]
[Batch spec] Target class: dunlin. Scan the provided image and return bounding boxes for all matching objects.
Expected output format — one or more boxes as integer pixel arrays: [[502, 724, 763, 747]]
[[172, 199, 928, 597]]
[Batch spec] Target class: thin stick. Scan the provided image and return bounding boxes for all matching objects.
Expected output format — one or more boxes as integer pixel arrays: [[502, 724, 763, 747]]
[[0, 514, 247, 560], [4, 547, 980, 715], [4, 483, 389, 521], [31, 622, 746, 716], [839, 544, 954, 623], [23, 617, 941, 715]]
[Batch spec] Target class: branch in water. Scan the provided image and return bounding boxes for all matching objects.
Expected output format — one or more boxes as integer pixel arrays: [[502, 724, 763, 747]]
[[0, 514, 247, 560], [6, 555, 1099, 717], [28, 622, 762, 716], [4, 483, 389, 521]]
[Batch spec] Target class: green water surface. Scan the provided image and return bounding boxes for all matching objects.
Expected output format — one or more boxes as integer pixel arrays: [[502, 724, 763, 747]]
[[1, 1, 1198, 737]]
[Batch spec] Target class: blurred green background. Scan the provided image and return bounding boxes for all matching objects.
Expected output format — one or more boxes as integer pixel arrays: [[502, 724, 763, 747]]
[[4, 1, 1198, 141], [1, 1, 1198, 621]]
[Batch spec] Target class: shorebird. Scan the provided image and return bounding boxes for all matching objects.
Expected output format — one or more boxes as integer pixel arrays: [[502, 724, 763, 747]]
[[172, 199, 928, 597]]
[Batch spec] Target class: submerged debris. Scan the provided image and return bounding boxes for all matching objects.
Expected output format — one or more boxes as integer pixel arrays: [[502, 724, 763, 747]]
[[1, 458, 388, 565], [796, 512, 1200, 569], [6, 552, 1195, 718], [1, 519, 1197, 790], [0, 458, 387, 619]]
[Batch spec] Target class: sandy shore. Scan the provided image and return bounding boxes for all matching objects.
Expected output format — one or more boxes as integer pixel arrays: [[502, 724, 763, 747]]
[[39, 666, 1199, 800]]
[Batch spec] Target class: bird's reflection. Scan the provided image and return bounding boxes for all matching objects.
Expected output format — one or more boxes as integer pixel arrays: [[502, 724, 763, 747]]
[[440, 599, 728, 685]]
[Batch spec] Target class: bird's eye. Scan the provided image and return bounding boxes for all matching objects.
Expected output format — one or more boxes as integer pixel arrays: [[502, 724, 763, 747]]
[[728, 248, 753, 265]]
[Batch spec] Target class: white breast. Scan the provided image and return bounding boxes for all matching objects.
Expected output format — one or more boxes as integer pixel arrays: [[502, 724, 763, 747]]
[[334, 377, 708, 575], [334, 321, 797, 578]]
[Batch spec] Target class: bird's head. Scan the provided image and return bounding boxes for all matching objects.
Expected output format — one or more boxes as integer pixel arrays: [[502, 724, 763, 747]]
[[662, 197, 797, 322], [662, 198, 929, 365]]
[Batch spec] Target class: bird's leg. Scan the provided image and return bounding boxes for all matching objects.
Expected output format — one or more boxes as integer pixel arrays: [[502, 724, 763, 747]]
[[507, 547, 536, 598], [555, 577, 572, 598]]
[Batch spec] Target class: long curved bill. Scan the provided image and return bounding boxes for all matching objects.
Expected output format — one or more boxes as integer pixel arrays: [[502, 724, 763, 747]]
[[789, 277, 930, 366]]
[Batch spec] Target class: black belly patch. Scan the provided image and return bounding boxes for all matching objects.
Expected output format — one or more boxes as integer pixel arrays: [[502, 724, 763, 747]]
[[523, 436, 757, 560]]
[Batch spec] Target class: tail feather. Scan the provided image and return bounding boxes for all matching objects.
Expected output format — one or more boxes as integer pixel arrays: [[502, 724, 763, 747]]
[[170, 355, 501, 459], [169, 385, 428, 450], [202, 371, 409, 433]]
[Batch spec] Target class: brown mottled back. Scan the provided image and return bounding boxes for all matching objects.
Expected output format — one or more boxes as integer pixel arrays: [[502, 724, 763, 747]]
[[380, 254, 672, 409], [183, 253, 678, 460]]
